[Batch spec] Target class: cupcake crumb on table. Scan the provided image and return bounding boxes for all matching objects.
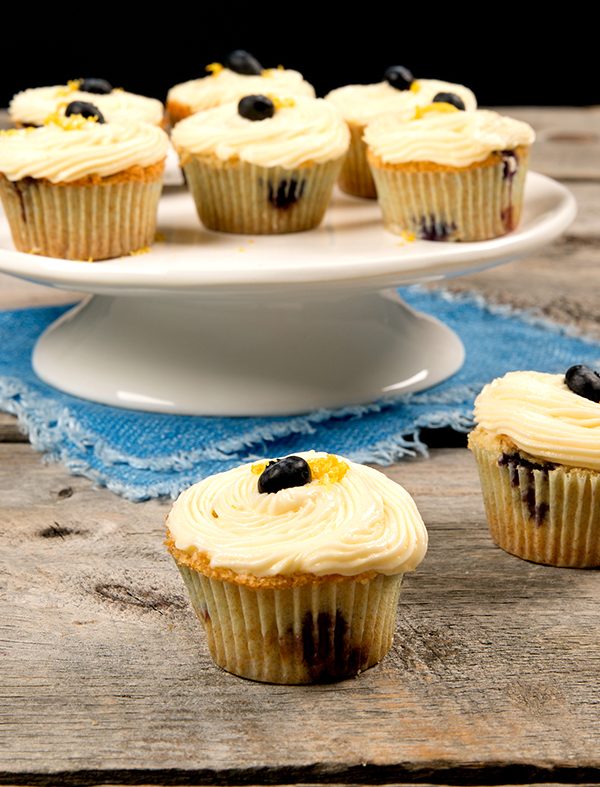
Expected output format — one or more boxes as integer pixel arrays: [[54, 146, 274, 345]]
[[166, 451, 428, 684], [469, 367, 600, 567], [325, 66, 477, 199], [171, 94, 349, 234], [166, 50, 315, 125], [0, 105, 168, 261], [365, 105, 535, 241], [9, 79, 165, 128]]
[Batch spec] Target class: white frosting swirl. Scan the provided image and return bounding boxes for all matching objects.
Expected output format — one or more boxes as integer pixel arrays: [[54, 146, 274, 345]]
[[325, 78, 477, 125], [474, 371, 600, 470], [0, 121, 168, 183], [364, 109, 535, 167], [167, 451, 428, 577], [9, 86, 164, 127], [167, 68, 315, 115], [171, 97, 349, 168]]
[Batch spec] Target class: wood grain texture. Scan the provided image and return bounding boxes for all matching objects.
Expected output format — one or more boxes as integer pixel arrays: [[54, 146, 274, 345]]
[[0, 413, 26, 442], [1, 445, 599, 784]]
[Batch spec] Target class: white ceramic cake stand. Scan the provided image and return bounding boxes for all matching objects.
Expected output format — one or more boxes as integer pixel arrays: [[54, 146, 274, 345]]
[[0, 173, 575, 416]]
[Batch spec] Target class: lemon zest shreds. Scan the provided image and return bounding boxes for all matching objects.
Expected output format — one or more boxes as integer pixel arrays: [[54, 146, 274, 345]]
[[307, 454, 349, 485], [410, 80, 421, 93], [269, 95, 296, 110], [0, 127, 35, 137], [206, 62, 223, 76], [415, 102, 460, 119], [262, 65, 285, 77], [57, 79, 81, 97], [130, 246, 151, 256], [44, 111, 99, 130], [252, 454, 348, 485], [400, 230, 416, 242]]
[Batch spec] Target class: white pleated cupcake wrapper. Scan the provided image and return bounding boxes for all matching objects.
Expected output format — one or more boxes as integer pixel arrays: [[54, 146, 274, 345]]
[[0, 175, 163, 260], [182, 156, 344, 234], [176, 563, 403, 683], [471, 441, 600, 567], [337, 122, 377, 199], [369, 150, 529, 241]]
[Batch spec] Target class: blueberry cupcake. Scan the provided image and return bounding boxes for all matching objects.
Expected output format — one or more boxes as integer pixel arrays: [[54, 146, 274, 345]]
[[167, 50, 315, 125], [0, 103, 168, 260], [469, 367, 600, 567], [325, 67, 477, 199], [171, 94, 349, 234], [364, 105, 535, 241], [9, 79, 165, 127], [166, 451, 428, 683]]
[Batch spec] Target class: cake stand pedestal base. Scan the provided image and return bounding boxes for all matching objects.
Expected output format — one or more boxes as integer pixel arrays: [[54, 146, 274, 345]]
[[32, 290, 464, 416]]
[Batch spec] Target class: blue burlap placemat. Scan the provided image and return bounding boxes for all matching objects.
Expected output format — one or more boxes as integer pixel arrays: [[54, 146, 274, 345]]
[[1, 287, 598, 501]]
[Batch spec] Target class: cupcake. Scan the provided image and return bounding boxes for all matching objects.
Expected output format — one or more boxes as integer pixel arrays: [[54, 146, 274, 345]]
[[166, 452, 428, 683], [469, 367, 600, 567], [0, 103, 168, 260], [365, 104, 535, 241], [171, 94, 349, 234], [325, 66, 477, 199], [9, 78, 165, 127], [167, 50, 315, 125]]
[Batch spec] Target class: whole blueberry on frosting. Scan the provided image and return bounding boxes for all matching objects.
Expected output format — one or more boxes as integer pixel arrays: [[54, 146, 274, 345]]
[[384, 65, 415, 91], [238, 94, 275, 121], [65, 101, 105, 123], [433, 92, 466, 111], [257, 456, 311, 493], [565, 364, 600, 402], [79, 78, 113, 94], [225, 50, 263, 75]]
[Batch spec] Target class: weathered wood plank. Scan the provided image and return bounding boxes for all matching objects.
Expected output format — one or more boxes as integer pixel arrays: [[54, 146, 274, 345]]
[[1, 444, 599, 782], [0, 413, 26, 442]]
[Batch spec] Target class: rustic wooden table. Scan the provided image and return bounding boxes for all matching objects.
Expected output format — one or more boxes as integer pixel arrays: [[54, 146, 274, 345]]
[[1, 108, 599, 787]]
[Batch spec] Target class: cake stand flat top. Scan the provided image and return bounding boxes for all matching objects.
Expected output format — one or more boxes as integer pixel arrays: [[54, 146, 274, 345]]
[[0, 172, 575, 295]]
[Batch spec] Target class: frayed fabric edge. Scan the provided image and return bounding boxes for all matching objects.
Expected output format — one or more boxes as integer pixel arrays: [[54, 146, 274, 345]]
[[1, 285, 598, 501]]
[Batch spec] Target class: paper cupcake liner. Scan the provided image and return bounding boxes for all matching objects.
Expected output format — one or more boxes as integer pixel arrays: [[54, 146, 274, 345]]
[[176, 563, 403, 683], [469, 431, 600, 567], [181, 155, 343, 234], [369, 146, 530, 241], [0, 171, 163, 260], [337, 122, 377, 199]]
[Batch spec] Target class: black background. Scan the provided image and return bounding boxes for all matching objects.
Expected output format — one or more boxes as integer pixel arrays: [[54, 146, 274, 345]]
[[0, 17, 595, 108]]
